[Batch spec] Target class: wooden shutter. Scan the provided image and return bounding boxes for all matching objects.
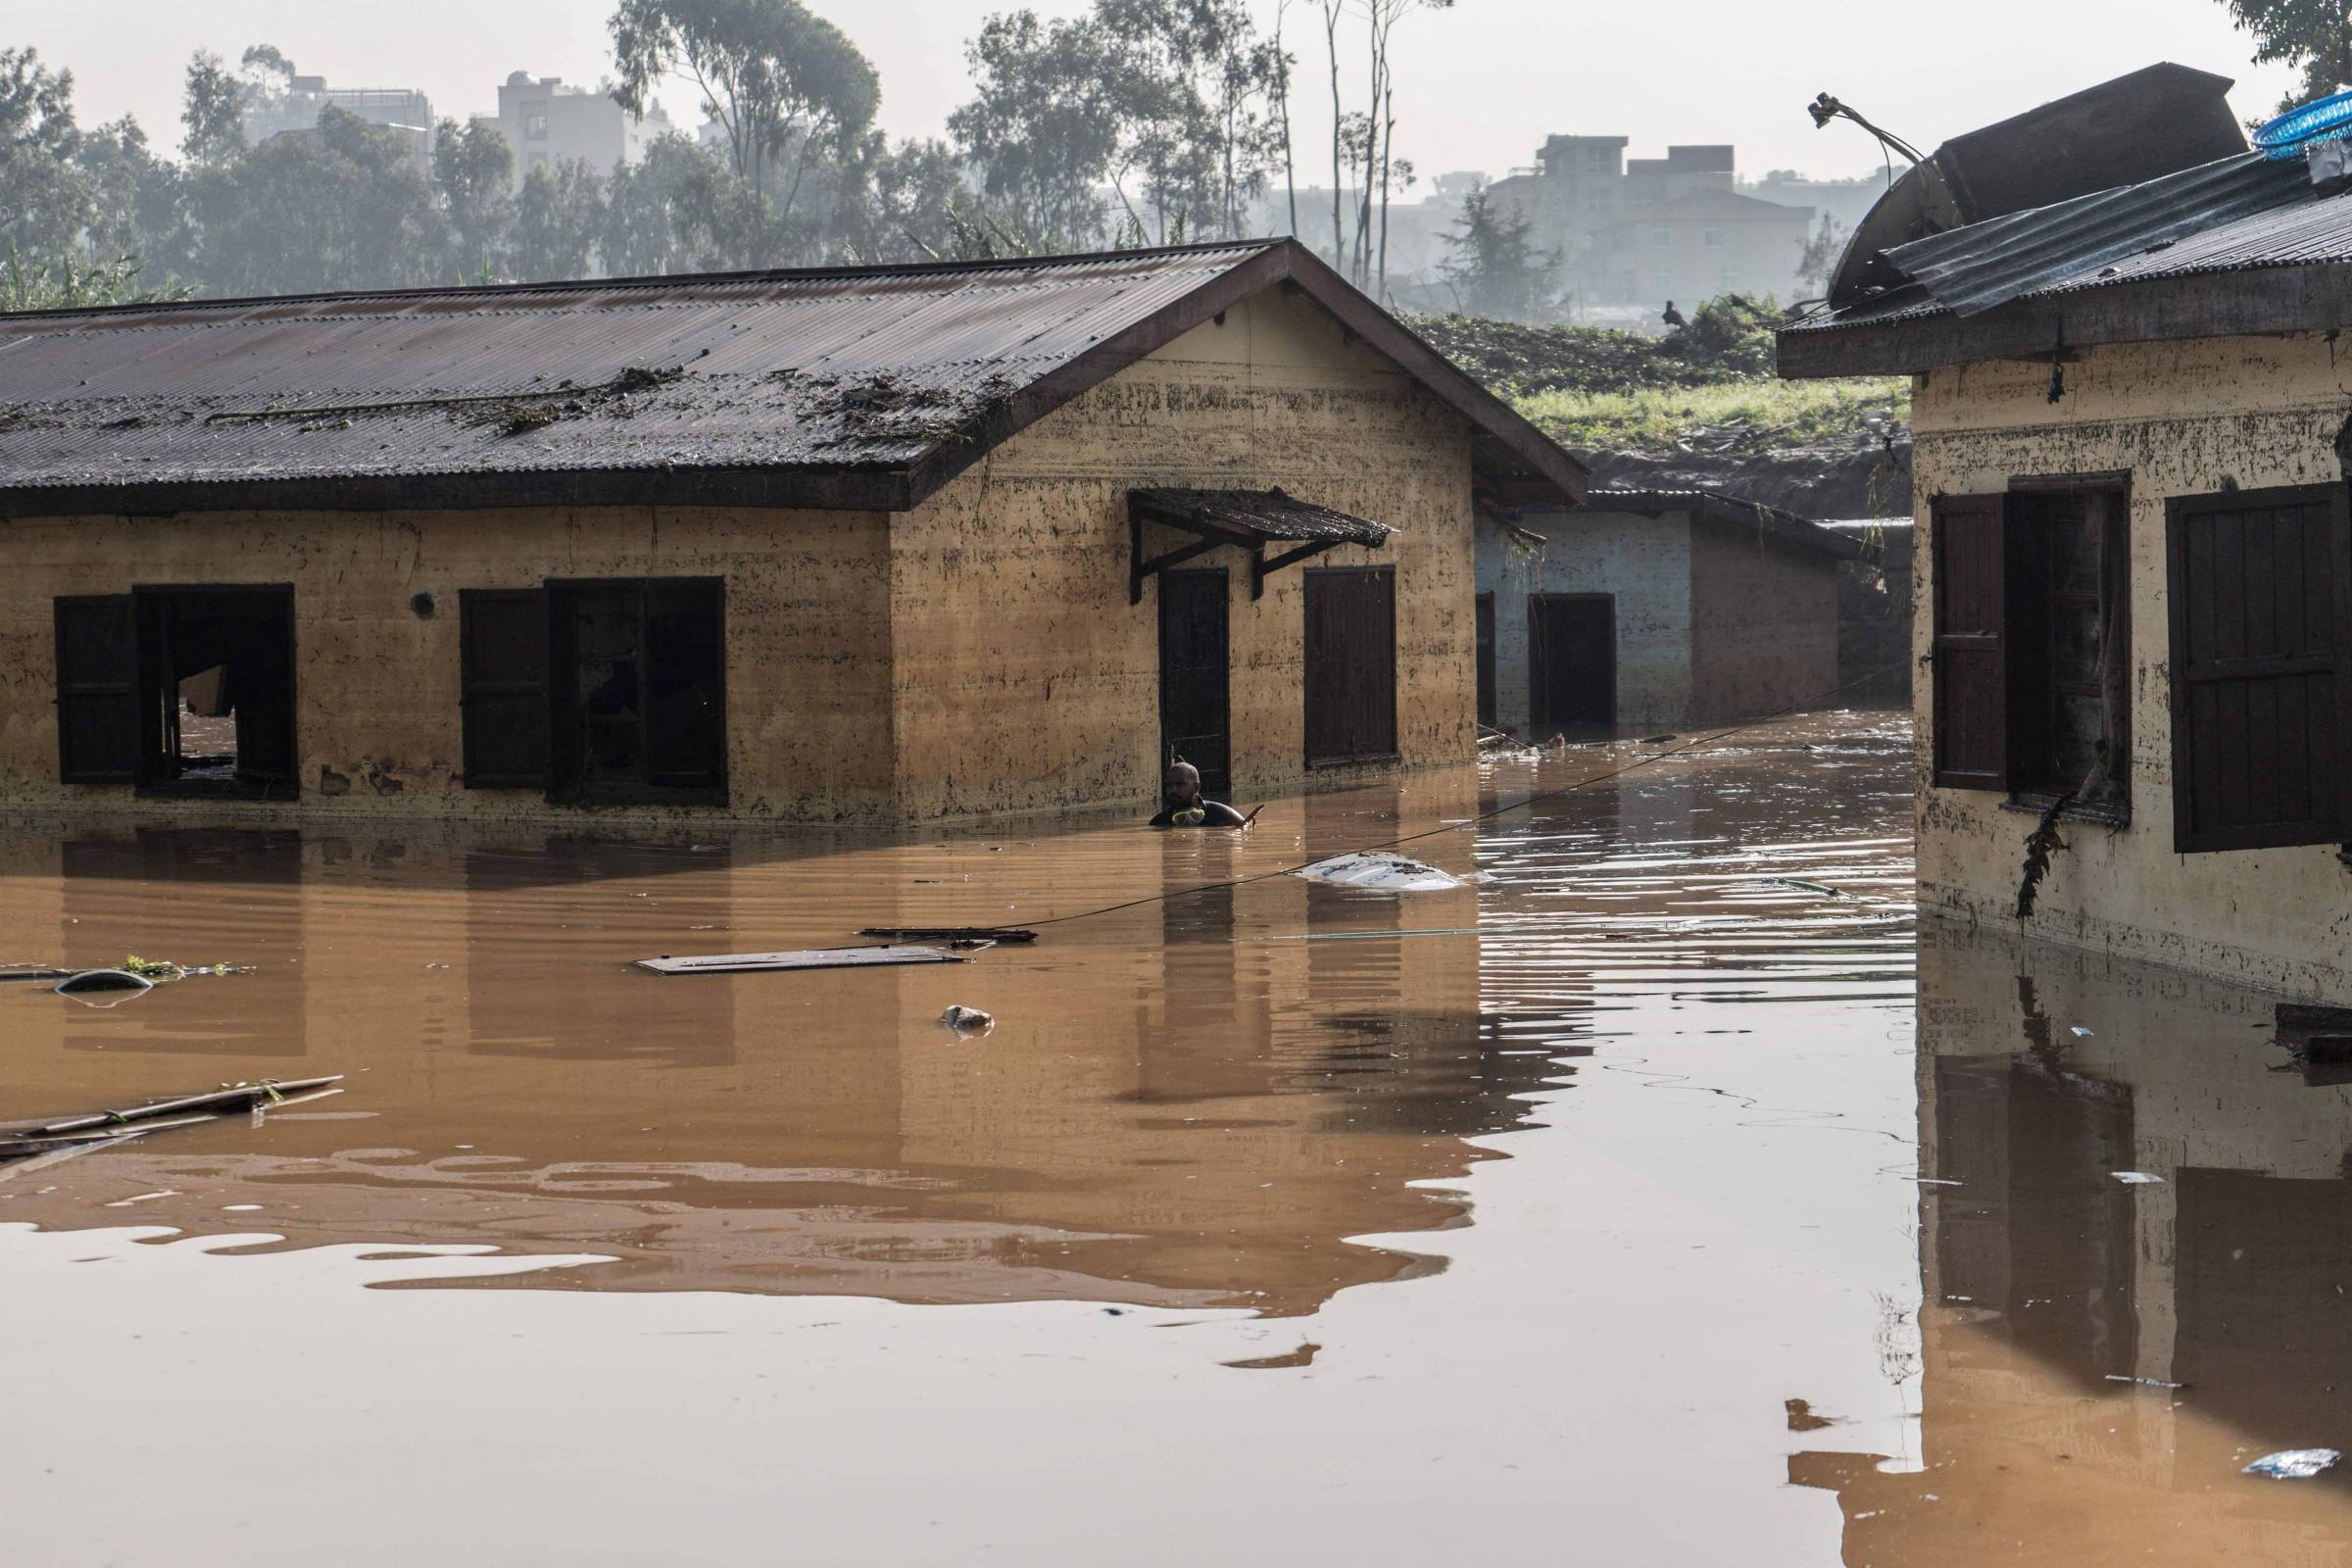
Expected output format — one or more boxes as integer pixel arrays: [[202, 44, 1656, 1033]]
[[1303, 566, 1397, 764], [459, 588, 550, 790], [1932, 494, 2009, 789], [52, 596, 139, 784], [2166, 484, 2352, 853]]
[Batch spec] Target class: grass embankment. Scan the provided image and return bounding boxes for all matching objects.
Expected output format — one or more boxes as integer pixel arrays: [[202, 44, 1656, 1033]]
[[1408, 299, 1908, 456]]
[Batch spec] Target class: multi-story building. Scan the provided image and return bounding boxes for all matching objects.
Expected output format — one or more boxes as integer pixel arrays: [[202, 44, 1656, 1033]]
[[484, 74, 675, 189], [244, 76, 436, 174], [1484, 138, 1817, 315]]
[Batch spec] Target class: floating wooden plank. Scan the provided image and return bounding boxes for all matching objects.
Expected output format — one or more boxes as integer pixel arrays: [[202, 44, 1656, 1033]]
[[637, 947, 964, 976]]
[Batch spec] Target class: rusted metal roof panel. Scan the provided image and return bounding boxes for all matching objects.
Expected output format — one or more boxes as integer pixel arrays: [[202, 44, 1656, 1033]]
[[1131, 487, 1395, 546], [0, 245, 1275, 504], [1881, 152, 2313, 318]]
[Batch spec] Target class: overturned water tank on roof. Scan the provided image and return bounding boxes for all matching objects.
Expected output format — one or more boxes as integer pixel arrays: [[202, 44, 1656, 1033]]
[[1828, 62, 2247, 307]]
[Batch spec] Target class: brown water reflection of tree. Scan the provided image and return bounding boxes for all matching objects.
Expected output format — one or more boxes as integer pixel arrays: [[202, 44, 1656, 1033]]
[[1791, 922, 2352, 1563]]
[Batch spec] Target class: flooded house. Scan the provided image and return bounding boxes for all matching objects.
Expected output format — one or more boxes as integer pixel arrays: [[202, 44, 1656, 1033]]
[[0, 239, 1588, 825], [1472, 488, 1861, 734], [1780, 62, 2352, 997]]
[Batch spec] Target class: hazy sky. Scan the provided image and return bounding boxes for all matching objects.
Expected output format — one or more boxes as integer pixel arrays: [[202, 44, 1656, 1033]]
[[12, 0, 2302, 186]]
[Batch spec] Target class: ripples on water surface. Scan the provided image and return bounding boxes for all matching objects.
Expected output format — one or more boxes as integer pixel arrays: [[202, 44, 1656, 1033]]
[[12, 712, 2351, 1564]]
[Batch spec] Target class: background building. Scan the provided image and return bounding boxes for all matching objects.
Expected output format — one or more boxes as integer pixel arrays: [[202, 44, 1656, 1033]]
[[482, 73, 674, 188], [244, 76, 436, 173]]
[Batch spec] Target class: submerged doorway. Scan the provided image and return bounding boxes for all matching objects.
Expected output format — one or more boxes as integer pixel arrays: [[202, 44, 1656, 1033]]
[[135, 585, 298, 796], [1529, 593, 1615, 732], [1157, 568, 1231, 795]]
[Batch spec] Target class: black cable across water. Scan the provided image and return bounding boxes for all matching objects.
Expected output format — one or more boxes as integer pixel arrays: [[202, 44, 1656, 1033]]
[[1019, 654, 1916, 931]]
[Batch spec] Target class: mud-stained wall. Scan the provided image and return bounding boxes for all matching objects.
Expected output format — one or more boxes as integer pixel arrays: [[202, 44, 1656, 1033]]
[[889, 285, 1477, 817], [0, 505, 895, 822], [1688, 526, 1838, 722], [0, 285, 1479, 827], [1911, 331, 2352, 998], [1473, 508, 1692, 731]]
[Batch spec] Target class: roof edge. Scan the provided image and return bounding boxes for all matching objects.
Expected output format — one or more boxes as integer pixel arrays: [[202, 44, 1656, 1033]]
[[0, 464, 915, 523], [1777, 259, 2352, 377], [0, 238, 1289, 326]]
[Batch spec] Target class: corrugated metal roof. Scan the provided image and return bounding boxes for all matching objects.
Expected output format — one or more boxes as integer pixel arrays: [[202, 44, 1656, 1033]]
[[1882, 152, 2313, 317], [1571, 487, 1865, 561], [0, 244, 1275, 499]]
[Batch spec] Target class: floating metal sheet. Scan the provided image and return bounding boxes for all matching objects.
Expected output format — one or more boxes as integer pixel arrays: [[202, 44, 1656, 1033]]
[[637, 947, 965, 975]]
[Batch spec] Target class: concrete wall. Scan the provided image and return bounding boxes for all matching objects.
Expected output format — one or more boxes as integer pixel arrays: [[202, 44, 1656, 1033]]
[[1474, 505, 1841, 732], [0, 282, 1480, 826], [1688, 523, 1838, 721], [1911, 330, 2352, 999], [889, 284, 1477, 819], [1475, 507, 1693, 732]]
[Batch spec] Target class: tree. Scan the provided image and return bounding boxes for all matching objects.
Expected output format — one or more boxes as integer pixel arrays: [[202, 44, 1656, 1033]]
[[952, 1, 1284, 248], [188, 106, 445, 296], [950, 11, 1124, 247], [1442, 185, 1554, 320], [610, 0, 880, 240], [0, 48, 89, 260], [513, 159, 609, 280], [434, 118, 516, 279], [181, 51, 244, 166], [1795, 214, 1848, 295], [2224, 0, 2352, 110]]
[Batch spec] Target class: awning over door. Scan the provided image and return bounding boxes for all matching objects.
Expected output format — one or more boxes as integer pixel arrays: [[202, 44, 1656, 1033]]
[[1127, 487, 1396, 604]]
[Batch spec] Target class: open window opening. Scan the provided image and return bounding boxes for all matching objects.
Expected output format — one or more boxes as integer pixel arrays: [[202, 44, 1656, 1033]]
[[1930, 485, 2130, 819], [132, 587, 297, 799], [2007, 488, 2130, 814]]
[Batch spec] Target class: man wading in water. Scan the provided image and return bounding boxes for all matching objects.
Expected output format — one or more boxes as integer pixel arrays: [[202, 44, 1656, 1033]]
[[1151, 760, 1252, 828]]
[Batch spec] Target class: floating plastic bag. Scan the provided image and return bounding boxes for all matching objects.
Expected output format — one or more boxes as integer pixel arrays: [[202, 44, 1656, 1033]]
[[2245, 1448, 2341, 1480]]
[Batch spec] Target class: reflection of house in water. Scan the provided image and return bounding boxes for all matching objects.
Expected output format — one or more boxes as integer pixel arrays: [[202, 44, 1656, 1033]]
[[0, 793, 1554, 1318], [1792, 922, 2352, 1559]]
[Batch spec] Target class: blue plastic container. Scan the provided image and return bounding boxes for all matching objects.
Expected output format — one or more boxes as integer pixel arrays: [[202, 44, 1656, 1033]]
[[2255, 89, 2352, 159]]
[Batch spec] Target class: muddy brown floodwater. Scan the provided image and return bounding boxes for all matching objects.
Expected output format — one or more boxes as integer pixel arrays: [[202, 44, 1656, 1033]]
[[2, 711, 2346, 1565]]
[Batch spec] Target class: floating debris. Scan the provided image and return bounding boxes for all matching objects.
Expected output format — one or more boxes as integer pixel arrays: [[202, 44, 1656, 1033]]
[[2105, 1374, 2187, 1390], [53, 968, 154, 1000], [2245, 1448, 2341, 1480], [0, 1076, 344, 1166], [860, 927, 1038, 946], [638, 947, 965, 975], [2112, 1171, 2166, 1185], [940, 1005, 995, 1036], [1762, 878, 1847, 897], [1293, 853, 1465, 893], [2071, 1026, 2095, 1037]]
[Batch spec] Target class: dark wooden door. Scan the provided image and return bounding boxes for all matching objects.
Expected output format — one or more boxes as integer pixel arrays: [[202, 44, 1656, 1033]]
[[1158, 568, 1231, 794], [1529, 594, 1615, 730], [1303, 566, 1397, 765]]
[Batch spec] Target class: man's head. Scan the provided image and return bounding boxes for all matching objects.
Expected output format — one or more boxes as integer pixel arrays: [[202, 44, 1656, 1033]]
[[1162, 760, 1201, 808]]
